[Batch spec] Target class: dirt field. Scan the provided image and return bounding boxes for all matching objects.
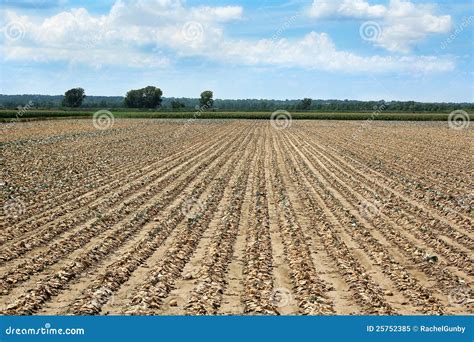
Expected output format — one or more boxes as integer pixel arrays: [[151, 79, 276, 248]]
[[1, 119, 472, 315]]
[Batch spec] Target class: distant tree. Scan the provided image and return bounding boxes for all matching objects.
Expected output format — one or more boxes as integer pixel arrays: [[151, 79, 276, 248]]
[[299, 98, 312, 110], [62, 88, 86, 107], [1, 94, 473, 113], [171, 100, 185, 110], [199, 90, 213, 108], [142, 86, 163, 109], [124, 89, 141, 108], [125, 86, 163, 109]]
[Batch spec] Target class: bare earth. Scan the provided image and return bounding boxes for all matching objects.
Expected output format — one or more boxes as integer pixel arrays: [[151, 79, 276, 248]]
[[1, 119, 472, 315]]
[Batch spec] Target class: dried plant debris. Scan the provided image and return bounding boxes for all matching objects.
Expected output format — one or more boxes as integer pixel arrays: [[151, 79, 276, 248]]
[[1, 120, 472, 316]]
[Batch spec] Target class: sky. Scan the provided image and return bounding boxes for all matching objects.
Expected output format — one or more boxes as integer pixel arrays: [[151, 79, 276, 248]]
[[0, 0, 473, 101]]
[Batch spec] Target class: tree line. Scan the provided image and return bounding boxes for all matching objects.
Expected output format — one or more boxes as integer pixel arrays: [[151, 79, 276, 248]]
[[1, 87, 472, 112]]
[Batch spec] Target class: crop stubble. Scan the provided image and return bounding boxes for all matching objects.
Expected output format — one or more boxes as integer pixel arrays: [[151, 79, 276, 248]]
[[1, 119, 472, 315]]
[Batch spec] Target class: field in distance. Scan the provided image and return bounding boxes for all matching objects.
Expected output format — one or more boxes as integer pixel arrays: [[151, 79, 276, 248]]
[[1, 119, 472, 315], [2, 109, 473, 121]]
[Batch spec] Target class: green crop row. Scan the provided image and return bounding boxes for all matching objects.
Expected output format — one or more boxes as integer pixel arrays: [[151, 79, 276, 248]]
[[1, 110, 472, 121]]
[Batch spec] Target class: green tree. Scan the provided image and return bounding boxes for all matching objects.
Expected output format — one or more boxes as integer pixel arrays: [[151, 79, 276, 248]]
[[62, 88, 86, 107], [125, 86, 163, 108], [299, 98, 312, 110], [142, 86, 163, 109], [199, 90, 213, 108], [124, 89, 141, 108], [171, 100, 185, 110]]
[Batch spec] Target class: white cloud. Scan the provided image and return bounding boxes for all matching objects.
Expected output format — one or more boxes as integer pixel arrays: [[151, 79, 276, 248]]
[[379, 0, 452, 52], [0, 0, 454, 73], [308, 0, 452, 53], [1, 0, 241, 67], [192, 6, 243, 22], [309, 0, 386, 19], [214, 32, 453, 73]]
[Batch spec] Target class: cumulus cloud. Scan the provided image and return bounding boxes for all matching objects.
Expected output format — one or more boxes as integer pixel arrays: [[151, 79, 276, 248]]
[[0, 0, 454, 73], [217, 32, 453, 73], [309, 0, 386, 19], [1, 0, 241, 67], [308, 0, 452, 53], [379, 0, 452, 52]]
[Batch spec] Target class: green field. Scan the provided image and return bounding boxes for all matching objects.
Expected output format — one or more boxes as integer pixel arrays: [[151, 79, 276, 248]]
[[1, 109, 473, 122]]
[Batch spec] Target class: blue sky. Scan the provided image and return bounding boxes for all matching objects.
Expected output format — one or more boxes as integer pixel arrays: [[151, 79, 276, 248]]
[[0, 0, 473, 101]]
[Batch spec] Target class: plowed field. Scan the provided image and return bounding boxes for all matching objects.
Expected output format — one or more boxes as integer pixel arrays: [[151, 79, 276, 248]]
[[1, 119, 472, 315]]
